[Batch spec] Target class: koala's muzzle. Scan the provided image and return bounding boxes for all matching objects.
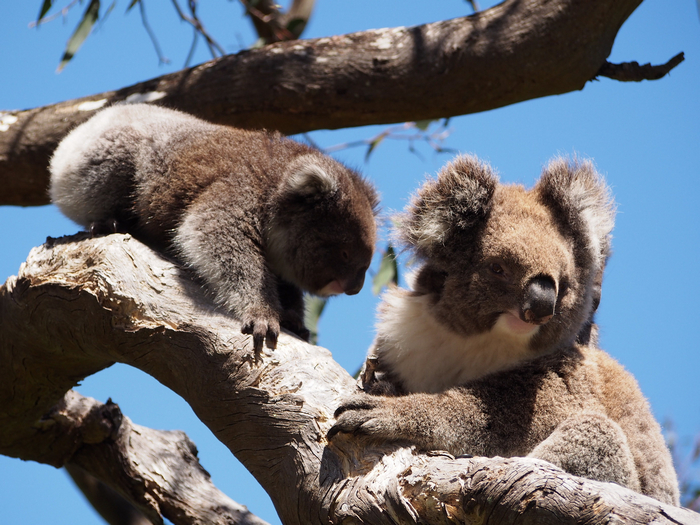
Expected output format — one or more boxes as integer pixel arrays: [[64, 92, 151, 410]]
[[521, 276, 557, 325], [344, 267, 367, 295]]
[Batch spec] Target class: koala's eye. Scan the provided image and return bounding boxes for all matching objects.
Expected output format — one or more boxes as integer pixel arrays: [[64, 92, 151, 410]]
[[490, 262, 505, 276], [341, 249, 350, 262]]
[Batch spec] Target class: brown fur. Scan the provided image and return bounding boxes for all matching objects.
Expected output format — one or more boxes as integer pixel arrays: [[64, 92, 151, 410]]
[[50, 104, 379, 352], [330, 155, 679, 505]]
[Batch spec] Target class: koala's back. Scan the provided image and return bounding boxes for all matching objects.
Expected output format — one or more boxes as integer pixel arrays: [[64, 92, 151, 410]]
[[49, 104, 309, 247], [50, 104, 210, 232]]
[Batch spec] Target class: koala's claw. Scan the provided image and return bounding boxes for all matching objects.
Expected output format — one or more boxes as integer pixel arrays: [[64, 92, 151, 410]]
[[241, 315, 280, 354], [334, 394, 381, 417], [328, 394, 388, 440]]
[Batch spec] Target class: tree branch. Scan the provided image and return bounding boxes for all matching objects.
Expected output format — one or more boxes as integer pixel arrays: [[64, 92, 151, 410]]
[[597, 52, 685, 81], [1, 234, 698, 524], [1, 0, 679, 207]]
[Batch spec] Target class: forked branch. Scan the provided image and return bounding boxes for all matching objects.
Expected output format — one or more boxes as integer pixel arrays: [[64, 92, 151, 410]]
[[1, 234, 697, 524]]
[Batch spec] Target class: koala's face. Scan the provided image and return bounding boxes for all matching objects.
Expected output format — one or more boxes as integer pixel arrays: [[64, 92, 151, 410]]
[[403, 155, 614, 356], [268, 155, 378, 297], [429, 185, 585, 354], [289, 201, 377, 297]]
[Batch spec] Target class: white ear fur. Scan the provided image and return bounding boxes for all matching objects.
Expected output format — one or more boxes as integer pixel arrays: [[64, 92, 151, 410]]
[[539, 158, 616, 271], [404, 201, 452, 250], [285, 158, 338, 197], [568, 171, 615, 266], [400, 155, 497, 254]]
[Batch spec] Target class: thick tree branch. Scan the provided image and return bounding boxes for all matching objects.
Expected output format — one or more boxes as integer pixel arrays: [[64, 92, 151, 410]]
[[1, 234, 698, 524], [1, 0, 684, 207]]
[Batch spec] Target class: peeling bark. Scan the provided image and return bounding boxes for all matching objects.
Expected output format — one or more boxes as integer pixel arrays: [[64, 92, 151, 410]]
[[1, 234, 698, 524], [0, 0, 684, 207]]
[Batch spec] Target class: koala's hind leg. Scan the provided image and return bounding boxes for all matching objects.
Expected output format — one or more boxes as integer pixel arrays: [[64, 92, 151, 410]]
[[528, 413, 640, 492]]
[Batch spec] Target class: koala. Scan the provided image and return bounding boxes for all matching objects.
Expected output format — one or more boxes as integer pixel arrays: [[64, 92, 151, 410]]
[[329, 155, 679, 505], [49, 103, 378, 352]]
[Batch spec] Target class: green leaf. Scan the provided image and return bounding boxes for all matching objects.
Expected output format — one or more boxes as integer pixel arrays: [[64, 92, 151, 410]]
[[126, 0, 140, 13], [286, 17, 307, 38], [57, 0, 100, 72], [415, 119, 434, 131], [372, 245, 398, 295], [104, 0, 116, 18], [250, 37, 267, 49], [364, 135, 384, 162], [304, 295, 328, 345], [37, 0, 53, 24]]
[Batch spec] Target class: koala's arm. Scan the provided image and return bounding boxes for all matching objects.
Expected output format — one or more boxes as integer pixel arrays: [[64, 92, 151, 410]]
[[329, 388, 492, 456], [173, 181, 283, 352]]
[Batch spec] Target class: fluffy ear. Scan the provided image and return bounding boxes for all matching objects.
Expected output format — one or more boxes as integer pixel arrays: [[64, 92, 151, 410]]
[[535, 157, 616, 271], [399, 155, 498, 257], [282, 155, 338, 200]]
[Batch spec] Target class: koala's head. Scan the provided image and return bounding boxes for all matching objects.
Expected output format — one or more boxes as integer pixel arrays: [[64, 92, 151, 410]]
[[267, 153, 379, 297], [400, 155, 615, 356]]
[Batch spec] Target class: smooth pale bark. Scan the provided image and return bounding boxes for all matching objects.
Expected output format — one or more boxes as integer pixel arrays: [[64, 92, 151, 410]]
[[0, 0, 684, 207], [1, 233, 698, 525]]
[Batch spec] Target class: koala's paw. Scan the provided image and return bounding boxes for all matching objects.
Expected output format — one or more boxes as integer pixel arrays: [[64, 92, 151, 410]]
[[89, 218, 123, 236], [328, 393, 397, 441], [241, 310, 280, 354], [280, 308, 310, 342]]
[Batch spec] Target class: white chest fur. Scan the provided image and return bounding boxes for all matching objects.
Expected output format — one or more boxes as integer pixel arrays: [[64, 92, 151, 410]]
[[375, 288, 538, 393]]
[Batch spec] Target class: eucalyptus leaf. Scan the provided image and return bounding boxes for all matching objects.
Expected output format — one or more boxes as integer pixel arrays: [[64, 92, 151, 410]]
[[57, 0, 100, 72], [250, 37, 267, 49], [364, 136, 384, 162], [304, 295, 327, 346], [415, 119, 434, 131], [286, 17, 307, 38], [127, 0, 140, 12], [105, 0, 116, 18], [372, 245, 398, 295], [37, 0, 53, 24]]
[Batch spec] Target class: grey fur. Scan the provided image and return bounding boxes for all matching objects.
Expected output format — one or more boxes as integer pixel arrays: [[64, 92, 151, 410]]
[[50, 104, 378, 352], [330, 155, 679, 505]]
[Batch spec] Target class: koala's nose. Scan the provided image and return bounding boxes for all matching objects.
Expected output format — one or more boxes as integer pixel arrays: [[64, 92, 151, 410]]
[[521, 276, 557, 325], [344, 268, 367, 295]]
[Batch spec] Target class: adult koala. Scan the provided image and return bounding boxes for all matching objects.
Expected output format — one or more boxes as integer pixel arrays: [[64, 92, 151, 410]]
[[330, 155, 679, 505]]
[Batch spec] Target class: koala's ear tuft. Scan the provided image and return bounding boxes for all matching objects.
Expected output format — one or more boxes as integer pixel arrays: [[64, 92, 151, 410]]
[[399, 155, 498, 256], [536, 157, 616, 270], [282, 155, 338, 201]]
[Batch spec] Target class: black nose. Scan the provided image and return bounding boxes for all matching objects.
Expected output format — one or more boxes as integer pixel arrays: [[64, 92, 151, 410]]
[[521, 276, 557, 324], [345, 268, 366, 295]]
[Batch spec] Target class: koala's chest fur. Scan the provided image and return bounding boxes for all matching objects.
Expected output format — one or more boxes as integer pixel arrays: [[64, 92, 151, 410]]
[[374, 288, 538, 393]]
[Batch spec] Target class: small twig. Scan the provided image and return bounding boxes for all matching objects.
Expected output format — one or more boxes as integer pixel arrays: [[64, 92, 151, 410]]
[[29, 0, 81, 28], [138, 0, 170, 65], [185, 29, 199, 68], [171, 0, 225, 58], [597, 52, 685, 82], [323, 120, 455, 161]]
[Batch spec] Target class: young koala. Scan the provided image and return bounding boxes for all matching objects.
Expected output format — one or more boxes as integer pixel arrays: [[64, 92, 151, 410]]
[[329, 155, 679, 505], [50, 103, 378, 352]]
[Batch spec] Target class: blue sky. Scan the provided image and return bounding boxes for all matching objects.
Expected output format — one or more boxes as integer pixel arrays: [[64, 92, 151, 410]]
[[1, 1, 699, 523]]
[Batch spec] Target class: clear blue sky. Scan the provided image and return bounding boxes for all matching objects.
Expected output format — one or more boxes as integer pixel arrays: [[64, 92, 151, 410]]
[[1, 1, 699, 523]]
